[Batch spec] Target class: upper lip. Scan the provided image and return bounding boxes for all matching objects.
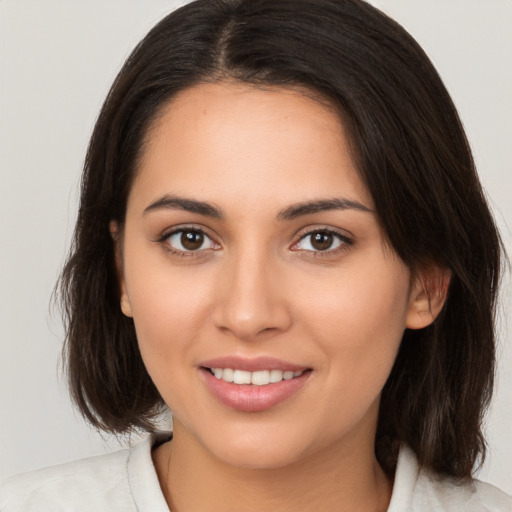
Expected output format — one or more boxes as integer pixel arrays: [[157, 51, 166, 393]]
[[199, 356, 310, 373]]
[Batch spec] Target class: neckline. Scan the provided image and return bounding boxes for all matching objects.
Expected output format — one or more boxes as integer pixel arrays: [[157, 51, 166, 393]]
[[128, 432, 173, 511], [127, 432, 420, 512]]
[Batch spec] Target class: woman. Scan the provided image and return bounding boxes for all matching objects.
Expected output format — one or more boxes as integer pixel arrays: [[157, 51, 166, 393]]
[[1, 0, 510, 510]]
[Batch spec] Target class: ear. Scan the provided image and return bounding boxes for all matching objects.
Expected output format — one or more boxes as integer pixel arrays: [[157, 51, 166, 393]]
[[405, 266, 451, 330], [109, 220, 133, 318]]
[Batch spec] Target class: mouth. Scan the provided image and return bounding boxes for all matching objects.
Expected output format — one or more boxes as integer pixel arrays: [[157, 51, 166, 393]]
[[203, 367, 308, 386], [199, 361, 312, 412]]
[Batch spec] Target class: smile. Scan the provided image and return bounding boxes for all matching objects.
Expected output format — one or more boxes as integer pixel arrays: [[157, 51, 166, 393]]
[[200, 361, 312, 412], [208, 368, 305, 385]]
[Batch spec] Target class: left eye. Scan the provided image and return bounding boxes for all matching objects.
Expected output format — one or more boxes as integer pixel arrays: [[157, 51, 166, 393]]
[[295, 231, 347, 252], [167, 229, 217, 252]]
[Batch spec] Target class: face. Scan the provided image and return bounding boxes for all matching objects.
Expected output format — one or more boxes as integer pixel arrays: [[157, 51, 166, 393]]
[[117, 82, 426, 469]]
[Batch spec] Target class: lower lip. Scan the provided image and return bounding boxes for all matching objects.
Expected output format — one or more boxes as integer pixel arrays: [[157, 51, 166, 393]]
[[199, 368, 311, 412]]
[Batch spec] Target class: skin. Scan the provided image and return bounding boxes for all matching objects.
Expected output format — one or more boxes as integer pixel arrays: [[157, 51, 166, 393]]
[[114, 82, 447, 511]]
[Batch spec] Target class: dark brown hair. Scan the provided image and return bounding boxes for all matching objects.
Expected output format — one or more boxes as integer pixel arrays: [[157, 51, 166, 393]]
[[59, 0, 503, 479]]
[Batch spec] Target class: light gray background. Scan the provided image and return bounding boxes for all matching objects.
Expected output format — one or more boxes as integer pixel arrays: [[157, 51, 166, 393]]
[[1, 0, 511, 494]]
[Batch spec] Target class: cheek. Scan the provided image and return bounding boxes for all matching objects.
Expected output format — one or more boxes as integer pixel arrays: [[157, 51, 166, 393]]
[[123, 253, 215, 384], [128, 279, 211, 417], [296, 255, 411, 396], [299, 257, 409, 337]]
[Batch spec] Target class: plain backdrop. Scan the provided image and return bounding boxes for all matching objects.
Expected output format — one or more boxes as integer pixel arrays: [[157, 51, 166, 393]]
[[1, 0, 511, 494]]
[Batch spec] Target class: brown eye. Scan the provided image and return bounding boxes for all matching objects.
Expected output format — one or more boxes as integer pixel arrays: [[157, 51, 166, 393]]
[[310, 232, 333, 251], [166, 229, 216, 252], [294, 230, 349, 253], [181, 230, 204, 250]]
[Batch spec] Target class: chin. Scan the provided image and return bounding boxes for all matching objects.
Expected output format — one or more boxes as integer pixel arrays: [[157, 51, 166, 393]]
[[213, 441, 303, 470], [195, 419, 327, 471]]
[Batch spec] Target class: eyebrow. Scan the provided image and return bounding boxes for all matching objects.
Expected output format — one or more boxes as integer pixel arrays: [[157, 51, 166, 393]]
[[277, 198, 372, 220], [143, 195, 223, 219], [143, 194, 372, 220]]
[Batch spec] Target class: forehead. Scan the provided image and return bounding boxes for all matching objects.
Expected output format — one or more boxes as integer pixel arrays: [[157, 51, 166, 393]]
[[129, 82, 373, 214]]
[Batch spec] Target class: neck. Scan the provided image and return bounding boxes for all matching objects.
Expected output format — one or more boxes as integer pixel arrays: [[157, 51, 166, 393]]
[[153, 423, 392, 512]]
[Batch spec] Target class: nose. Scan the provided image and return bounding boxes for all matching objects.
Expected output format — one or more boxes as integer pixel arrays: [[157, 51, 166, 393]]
[[211, 249, 293, 342]]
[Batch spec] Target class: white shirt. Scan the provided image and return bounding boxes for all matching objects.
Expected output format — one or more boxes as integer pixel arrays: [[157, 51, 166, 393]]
[[1, 433, 511, 511]]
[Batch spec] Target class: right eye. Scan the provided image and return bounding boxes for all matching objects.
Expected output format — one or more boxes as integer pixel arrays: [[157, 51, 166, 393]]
[[165, 229, 218, 253]]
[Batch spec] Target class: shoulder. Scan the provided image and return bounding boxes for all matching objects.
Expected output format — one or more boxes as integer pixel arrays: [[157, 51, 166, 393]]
[[0, 433, 171, 512], [389, 445, 512, 512], [0, 447, 132, 512], [417, 472, 512, 512], [471, 479, 512, 511]]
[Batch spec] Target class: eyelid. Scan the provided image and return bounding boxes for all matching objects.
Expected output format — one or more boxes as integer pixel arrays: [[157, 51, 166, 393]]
[[290, 226, 353, 253], [157, 224, 220, 255], [155, 223, 353, 257], [157, 223, 209, 241]]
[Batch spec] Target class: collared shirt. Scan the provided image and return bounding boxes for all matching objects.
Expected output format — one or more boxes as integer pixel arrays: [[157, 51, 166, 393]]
[[1, 433, 511, 511]]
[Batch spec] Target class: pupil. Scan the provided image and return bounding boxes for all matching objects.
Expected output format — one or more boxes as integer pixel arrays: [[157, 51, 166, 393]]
[[181, 231, 203, 250], [312, 232, 332, 251]]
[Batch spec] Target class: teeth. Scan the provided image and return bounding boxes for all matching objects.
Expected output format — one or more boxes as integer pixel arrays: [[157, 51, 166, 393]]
[[269, 369, 283, 383], [251, 370, 270, 385], [222, 368, 234, 383], [210, 368, 305, 385], [233, 370, 252, 384]]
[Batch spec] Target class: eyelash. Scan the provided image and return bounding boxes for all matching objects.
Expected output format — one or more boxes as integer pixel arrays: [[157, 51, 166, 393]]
[[157, 225, 218, 258], [157, 226, 353, 258], [292, 228, 353, 257]]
